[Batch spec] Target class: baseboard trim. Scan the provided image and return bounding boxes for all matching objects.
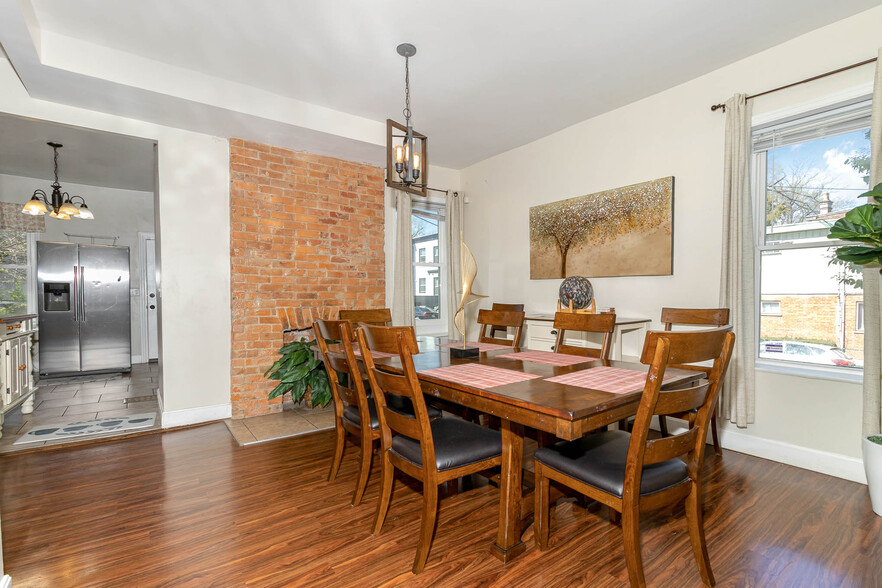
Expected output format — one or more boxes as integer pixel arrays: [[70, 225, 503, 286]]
[[161, 403, 231, 429], [653, 417, 866, 484]]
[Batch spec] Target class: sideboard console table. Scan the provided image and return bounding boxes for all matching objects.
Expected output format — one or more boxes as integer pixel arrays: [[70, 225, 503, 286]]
[[523, 313, 651, 360], [0, 314, 37, 438]]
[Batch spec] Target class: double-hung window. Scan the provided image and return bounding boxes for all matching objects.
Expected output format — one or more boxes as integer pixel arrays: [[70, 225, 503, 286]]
[[0, 230, 35, 317], [753, 98, 870, 372], [411, 201, 448, 335]]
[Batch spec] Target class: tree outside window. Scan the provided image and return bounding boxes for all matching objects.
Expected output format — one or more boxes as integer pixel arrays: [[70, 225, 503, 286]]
[[0, 230, 29, 317]]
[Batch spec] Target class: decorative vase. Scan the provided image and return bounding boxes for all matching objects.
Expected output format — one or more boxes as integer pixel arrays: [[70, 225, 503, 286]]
[[862, 436, 882, 516]]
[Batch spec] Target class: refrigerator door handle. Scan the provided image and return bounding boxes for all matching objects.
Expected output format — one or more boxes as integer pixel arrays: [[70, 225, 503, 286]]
[[79, 265, 86, 323], [72, 265, 79, 322]]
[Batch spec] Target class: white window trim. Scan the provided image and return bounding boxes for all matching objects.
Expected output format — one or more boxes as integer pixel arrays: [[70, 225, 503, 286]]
[[856, 301, 865, 333], [751, 97, 871, 377]]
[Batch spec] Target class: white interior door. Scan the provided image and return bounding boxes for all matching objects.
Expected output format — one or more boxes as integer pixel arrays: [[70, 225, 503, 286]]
[[144, 237, 158, 360]]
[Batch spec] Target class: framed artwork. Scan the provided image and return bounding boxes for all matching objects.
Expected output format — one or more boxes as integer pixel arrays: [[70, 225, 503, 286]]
[[529, 176, 674, 279]]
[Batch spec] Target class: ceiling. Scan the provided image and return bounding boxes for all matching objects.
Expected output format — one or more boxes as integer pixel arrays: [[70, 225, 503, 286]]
[[0, 113, 155, 191], [1, 0, 879, 169]]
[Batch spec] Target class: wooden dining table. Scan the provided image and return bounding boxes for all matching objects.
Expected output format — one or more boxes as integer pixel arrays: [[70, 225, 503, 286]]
[[368, 338, 702, 563]]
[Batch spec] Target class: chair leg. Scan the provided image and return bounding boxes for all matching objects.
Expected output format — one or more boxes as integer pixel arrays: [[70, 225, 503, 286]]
[[328, 424, 346, 482], [658, 415, 669, 437], [686, 483, 715, 586], [621, 507, 646, 588], [609, 509, 621, 525], [372, 453, 394, 535], [412, 483, 440, 574], [534, 463, 550, 549], [710, 414, 722, 456], [352, 437, 374, 506], [618, 419, 630, 432]]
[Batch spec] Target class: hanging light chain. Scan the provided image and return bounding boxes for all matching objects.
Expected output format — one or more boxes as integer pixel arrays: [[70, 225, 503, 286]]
[[52, 144, 61, 187], [403, 55, 411, 125]]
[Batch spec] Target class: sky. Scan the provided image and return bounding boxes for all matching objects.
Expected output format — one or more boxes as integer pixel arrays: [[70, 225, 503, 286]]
[[767, 128, 870, 214]]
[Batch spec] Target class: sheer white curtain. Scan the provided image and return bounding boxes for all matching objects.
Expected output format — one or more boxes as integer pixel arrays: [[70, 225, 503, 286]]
[[718, 93, 755, 428], [863, 50, 882, 437], [445, 191, 463, 340], [391, 190, 414, 326]]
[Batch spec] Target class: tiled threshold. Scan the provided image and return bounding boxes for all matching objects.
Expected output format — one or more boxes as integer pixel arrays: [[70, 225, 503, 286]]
[[224, 402, 335, 446]]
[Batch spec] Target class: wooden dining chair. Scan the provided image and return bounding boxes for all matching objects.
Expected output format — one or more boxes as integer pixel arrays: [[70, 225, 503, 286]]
[[488, 303, 525, 339], [339, 308, 392, 326], [534, 327, 735, 588], [552, 311, 616, 359], [477, 309, 525, 347], [314, 319, 378, 506], [659, 307, 730, 454], [357, 324, 503, 574]]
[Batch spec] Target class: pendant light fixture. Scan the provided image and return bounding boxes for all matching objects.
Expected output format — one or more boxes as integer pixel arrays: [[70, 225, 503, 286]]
[[21, 142, 94, 220], [386, 43, 428, 197]]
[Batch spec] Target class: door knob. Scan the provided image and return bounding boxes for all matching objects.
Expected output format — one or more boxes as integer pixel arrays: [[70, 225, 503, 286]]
[[149, 305, 156, 310], [149, 293, 155, 298]]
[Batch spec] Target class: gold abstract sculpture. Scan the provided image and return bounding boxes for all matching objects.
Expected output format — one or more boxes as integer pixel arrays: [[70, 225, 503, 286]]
[[453, 235, 487, 347]]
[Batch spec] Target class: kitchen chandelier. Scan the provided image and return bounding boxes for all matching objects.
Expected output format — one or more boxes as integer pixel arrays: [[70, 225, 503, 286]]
[[21, 142, 94, 220], [386, 43, 428, 197]]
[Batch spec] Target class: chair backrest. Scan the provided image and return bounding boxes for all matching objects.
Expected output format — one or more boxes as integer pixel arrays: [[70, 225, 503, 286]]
[[339, 308, 392, 326], [356, 324, 439, 472], [552, 312, 616, 359], [660, 307, 730, 330], [489, 303, 525, 338], [313, 319, 371, 427], [624, 327, 735, 504], [477, 309, 525, 347]]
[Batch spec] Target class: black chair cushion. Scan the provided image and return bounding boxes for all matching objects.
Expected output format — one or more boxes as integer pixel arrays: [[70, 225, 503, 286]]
[[534, 430, 688, 498], [390, 417, 502, 472], [342, 395, 441, 431]]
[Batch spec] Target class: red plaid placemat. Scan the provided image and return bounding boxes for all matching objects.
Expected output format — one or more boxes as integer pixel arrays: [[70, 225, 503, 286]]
[[499, 350, 597, 367], [351, 343, 396, 359], [419, 363, 541, 389], [545, 366, 673, 394], [440, 341, 512, 352]]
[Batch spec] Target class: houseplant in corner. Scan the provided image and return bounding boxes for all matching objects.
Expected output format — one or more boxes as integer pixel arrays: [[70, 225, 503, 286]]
[[264, 337, 331, 408], [828, 182, 882, 515]]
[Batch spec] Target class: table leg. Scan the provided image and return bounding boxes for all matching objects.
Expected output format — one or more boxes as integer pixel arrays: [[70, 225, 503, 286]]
[[492, 418, 526, 562]]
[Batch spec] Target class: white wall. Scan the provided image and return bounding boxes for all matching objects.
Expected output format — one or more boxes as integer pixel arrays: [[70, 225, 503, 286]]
[[460, 7, 882, 480], [0, 57, 232, 423], [0, 173, 154, 361]]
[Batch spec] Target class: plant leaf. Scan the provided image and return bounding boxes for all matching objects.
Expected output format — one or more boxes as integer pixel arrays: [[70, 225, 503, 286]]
[[834, 245, 882, 265]]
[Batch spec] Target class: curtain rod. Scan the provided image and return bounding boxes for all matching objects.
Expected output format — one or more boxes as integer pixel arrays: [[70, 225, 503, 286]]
[[710, 57, 877, 112]]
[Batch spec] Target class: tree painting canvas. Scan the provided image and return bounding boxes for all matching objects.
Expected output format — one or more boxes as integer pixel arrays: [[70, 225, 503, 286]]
[[529, 177, 674, 279]]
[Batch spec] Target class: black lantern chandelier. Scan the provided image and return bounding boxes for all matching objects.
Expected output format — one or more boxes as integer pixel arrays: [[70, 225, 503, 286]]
[[386, 43, 428, 197], [21, 142, 94, 220]]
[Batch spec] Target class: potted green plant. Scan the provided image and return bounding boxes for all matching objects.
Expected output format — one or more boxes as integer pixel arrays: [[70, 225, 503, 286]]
[[828, 182, 882, 515], [264, 337, 331, 408]]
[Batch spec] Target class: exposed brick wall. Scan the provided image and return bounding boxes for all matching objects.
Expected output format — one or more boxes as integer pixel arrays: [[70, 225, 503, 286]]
[[760, 294, 864, 359], [229, 139, 386, 418]]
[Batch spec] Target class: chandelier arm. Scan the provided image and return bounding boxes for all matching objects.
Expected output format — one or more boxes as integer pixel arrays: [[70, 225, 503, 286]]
[[32, 189, 48, 203], [67, 195, 86, 205]]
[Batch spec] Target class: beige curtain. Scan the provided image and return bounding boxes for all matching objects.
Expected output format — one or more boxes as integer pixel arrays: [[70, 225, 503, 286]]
[[445, 191, 463, 340], [863, 50, 882, 437], [718, 93, 755, 428], [391, 190, 414, 326]]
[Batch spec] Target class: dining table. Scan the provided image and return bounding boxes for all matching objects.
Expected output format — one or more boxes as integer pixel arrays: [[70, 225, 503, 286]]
[[367, 337, 703, 563]]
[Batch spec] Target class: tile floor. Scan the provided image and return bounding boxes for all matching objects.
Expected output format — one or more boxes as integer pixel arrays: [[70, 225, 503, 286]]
[[224, 401, 335, 446], [0, 362, 160, 453]]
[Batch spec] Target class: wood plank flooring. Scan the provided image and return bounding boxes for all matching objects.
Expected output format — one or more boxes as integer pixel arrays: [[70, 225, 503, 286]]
[[1, 422, 880, 587]]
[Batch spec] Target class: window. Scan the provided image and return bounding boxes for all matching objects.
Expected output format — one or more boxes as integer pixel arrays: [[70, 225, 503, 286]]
[[0, 230, 30, 317], [857, 301, 864, 332], [411, 201, 447, 334], [761, 301, 781, 316], [753, 99, 870, 371]]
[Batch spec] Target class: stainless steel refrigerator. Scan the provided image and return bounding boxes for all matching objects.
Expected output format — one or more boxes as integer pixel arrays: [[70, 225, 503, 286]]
[[37, 242, 132, 376]]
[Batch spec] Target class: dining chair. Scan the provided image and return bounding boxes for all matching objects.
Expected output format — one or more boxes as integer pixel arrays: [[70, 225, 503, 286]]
[[477, 309, 525, 347], [357, 324, 503, 574], [552, 311, 616, 359], [488, 303, 525, 339], [658, 307, 730, 454], [534, 326, 735, 588], [339, 308, 392, 326]]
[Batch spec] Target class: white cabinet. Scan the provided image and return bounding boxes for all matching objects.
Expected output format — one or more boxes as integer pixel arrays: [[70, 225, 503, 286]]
[[0, 315, 37, 439]]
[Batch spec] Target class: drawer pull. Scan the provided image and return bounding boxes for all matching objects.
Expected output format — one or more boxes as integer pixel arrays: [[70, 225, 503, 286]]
[[550, 330, 558, 335], [18, 364, 27, 371]]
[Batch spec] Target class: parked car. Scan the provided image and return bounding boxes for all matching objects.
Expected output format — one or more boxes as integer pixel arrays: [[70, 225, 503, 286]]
[[759, 341, 856, 367], [414, 306, 439, 320]]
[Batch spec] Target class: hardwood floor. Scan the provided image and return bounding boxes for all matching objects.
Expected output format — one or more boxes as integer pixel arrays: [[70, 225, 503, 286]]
[[1, 422, 880, 587]]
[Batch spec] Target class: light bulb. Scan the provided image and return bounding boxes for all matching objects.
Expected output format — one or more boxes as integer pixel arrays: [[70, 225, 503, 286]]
[[395, 145, 404, 163], [413, 153, 421, 170]]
